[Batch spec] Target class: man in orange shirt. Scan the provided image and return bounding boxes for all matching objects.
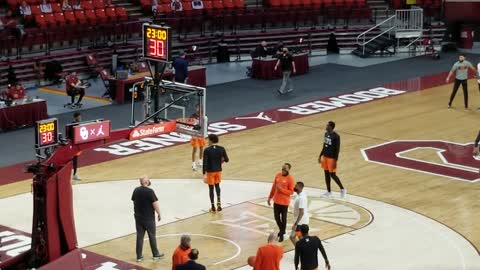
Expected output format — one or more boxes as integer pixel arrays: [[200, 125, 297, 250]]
[[268, 163, 295, 242], [253, 232, 284, 270], [172, 235, 192, 270]]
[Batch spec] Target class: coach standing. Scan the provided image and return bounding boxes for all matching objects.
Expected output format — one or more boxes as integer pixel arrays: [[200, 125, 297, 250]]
[[274, 47, 296, 95], [446, 54, 476, 109], [131, 176, 164, 262]]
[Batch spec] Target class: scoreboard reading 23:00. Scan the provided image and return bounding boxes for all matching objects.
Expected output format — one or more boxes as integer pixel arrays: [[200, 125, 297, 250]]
[[142, 24, 172, 62]]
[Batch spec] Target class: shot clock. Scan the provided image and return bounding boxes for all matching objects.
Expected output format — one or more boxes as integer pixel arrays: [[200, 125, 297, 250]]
[[35, 118, 59, 149], [143, 23, 172, 62]]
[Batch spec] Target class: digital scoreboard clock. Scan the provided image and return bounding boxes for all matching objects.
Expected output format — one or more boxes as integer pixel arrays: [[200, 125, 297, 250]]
[[35, 118, 59, 149], [143, 23, 172, 62]]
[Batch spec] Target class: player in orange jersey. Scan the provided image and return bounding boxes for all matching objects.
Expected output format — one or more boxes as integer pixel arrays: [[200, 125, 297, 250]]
[[253, 233, 284, 270], [268, 163, 295, 242], [172, 235, 192, 270], [190, 105, 205, 171], [203, 134, 229, 213], [319, 121, 346, 199]]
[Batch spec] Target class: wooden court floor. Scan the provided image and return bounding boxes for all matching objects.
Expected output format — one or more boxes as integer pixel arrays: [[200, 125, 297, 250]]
[[1, 79, 480, 268]]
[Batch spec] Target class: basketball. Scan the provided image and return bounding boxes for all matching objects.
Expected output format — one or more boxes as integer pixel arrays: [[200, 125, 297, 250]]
[[247, 256, 256, 266]]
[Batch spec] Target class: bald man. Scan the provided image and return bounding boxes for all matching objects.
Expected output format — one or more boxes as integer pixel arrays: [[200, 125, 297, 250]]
[[131, 176, 164, 262], [253, 233, 284, 270]]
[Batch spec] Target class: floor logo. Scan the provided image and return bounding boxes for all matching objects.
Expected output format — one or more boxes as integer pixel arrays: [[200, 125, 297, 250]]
[[361, 140, 480, 182]]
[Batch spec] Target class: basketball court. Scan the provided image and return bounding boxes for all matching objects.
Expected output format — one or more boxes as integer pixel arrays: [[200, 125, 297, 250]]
[[1, 65, 480, 270]]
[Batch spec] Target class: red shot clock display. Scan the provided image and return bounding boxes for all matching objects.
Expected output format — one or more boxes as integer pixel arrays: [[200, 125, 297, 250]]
[[35, 118, 59, 149], [142, 23, 172, 62]]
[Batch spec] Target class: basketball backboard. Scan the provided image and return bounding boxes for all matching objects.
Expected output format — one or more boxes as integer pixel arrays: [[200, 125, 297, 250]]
[[158, 80, 207, 138], [130, 78, 207, 138]]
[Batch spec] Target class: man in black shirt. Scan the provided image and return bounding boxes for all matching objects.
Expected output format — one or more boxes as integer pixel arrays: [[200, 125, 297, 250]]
[[176, 249, 206, 270], [295, 224, 330, 270], [172, 51, 189, 84], [319, 121, 346, 199], [274, 47, 296, 94], [203, 134, 229, 213], [131, 176, 164, 262], [72, 111, 82, 180]]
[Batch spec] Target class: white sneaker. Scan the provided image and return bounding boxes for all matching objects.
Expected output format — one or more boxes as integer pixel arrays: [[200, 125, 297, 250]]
[[321, 191, 332, 198], [73, 174, 81, 181], [340, 189, 347, 199], [197, 159, 203, 166], [192, 163, 196, 171]]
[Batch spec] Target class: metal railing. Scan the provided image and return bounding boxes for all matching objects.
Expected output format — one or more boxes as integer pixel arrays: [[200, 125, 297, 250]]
[[356, 8, 423, 56], [395, 8, 423, 36], [356, 14, 396, 55]]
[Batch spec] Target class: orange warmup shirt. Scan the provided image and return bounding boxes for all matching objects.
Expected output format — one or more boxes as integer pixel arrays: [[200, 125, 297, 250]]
[[253, 244, 284, 270], [172, 246, 191, 270], [268, 173, 295, 206]]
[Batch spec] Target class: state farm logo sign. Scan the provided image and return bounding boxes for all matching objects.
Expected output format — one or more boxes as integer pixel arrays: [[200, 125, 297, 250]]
[[361, 140, 480, 182], [129, 122, 176, 140]]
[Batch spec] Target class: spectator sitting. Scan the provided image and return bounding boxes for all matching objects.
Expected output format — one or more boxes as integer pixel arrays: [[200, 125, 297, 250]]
[[19, 1, 32, 17], [72, 0, 81, 9], [151, 0, 158, 15], [1, 11, 20, 38], [62, 0, 72, 10], [253, 41, 270, 58], [8, 84, 26, 100], [19, 0, 33, 25], [170, 0, 183, 11], [191, 0, 204, 9], [40, 0, 53, 13]]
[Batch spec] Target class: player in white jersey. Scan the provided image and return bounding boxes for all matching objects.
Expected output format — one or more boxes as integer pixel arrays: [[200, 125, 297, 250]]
[[290, 181, 309, 245]]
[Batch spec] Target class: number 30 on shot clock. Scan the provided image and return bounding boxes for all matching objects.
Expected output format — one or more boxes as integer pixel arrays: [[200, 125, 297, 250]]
[[143, 23, 172, 62], [35, 118, 59, 149]]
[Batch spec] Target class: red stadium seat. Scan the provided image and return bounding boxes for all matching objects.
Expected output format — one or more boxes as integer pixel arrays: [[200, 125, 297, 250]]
[[64, 10, 77, 24], [115, 7, 128, 21], [203, 0, 213, 9], [74, 9, 89, 24], [233, 0, 244, 8], [302, 0, 312, 6], [212, 0, 224, 10], [44, 12, 56, 26], [27, 0, 38, 5], [93, 0, 104, 8], [54, 12, 66, 25], [31, 5, 42, 14], [95, 8, 108, 23], [223, 0, 234, 10], [82, 0, 94, 9], [323, 0, 334, 7], [105, 7, 117, 20], [51, 3, 62, 12], [84, 9, 97, 24], [35, 14, 48, 28]]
